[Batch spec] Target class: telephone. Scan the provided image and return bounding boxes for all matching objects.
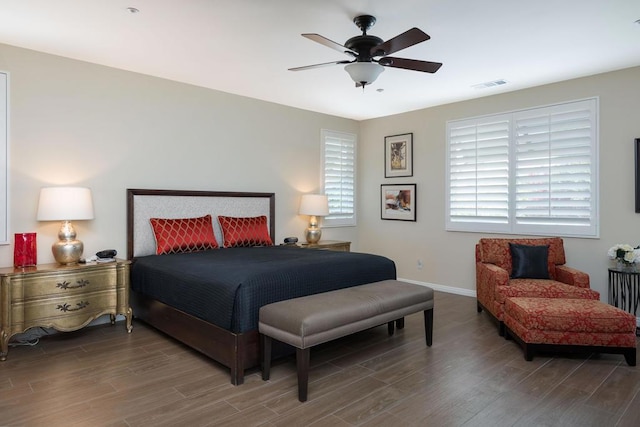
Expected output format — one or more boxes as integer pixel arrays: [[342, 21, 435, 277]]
[[96, 249, 117, 259]]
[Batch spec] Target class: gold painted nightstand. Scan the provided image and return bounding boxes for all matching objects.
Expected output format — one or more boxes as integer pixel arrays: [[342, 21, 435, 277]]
[[300, 240, 351, 252], [0, 259, 132, 361]]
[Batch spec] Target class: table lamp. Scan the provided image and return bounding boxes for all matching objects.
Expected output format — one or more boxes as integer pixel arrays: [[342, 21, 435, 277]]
[[299, 194, 329, 244], [37, 187, 94, 265]]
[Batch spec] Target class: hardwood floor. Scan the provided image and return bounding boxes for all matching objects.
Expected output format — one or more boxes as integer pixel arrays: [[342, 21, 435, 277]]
[[1, 292, 638, 426]]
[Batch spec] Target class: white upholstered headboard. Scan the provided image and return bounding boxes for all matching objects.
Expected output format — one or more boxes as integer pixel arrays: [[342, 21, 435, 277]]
[[126, 189, 275, 258]]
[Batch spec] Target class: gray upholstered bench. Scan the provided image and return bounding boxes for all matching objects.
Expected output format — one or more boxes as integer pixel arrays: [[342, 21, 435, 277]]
[[259, 280, 434, 401]]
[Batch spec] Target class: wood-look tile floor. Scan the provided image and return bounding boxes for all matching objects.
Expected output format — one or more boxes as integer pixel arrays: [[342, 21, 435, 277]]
[[1, 292, 639, 426]]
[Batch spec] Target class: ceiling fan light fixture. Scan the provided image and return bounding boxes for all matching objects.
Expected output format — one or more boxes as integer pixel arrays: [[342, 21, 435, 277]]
[[344, 62, 384, 87]]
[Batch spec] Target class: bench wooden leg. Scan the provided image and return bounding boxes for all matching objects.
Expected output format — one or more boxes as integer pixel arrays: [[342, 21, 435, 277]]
[[387, 321, 395, 336], [424, 308, 433, 347], [296, 347, 310, 402], [261, 334, 271, 381]]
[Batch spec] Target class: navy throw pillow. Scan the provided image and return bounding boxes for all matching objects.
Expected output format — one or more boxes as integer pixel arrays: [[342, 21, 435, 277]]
[[509, 243, 550, 279]]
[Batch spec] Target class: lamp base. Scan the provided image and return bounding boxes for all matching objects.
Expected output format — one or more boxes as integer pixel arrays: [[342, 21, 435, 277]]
[[52, 239, 84, 265], [305, 227, 322, 244], [52, 220, 84, 265]]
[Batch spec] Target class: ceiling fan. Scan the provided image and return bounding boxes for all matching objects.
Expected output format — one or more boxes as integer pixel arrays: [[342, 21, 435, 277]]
[[289, 15, 442, 89]]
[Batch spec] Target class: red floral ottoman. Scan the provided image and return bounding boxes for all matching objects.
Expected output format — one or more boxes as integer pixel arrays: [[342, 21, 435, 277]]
[[504, 297, 637, 366]]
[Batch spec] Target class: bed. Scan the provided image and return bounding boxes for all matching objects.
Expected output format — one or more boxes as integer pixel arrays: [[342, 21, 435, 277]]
[[126, 189, 396, 384]]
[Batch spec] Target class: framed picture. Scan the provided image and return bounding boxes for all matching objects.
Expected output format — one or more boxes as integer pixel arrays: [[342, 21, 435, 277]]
[[636, 138, 640, 213], [381, 184, 416, 221], [385, 133, 413, 178]]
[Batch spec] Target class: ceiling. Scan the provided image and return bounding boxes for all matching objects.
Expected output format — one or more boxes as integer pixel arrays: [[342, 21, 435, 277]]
[[0, 1, 639, 120]]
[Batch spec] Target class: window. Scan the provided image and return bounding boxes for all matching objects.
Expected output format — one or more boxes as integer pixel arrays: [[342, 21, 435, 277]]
[[446, 98, 598, 238], [321, 129, 356, 227], [0, 72, 7, 244]]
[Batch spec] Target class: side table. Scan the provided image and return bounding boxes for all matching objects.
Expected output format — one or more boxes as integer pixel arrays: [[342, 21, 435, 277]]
[[300, 240, 351, 252], [0, 259, 132, 360], [608, 266, 640, 336]]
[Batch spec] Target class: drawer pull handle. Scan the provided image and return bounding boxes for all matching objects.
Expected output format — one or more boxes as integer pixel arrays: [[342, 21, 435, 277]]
[[57, 279, 90, 290], [56, 301, 90, 312]]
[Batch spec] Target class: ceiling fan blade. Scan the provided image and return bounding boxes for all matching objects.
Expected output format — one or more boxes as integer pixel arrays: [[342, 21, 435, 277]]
[[302, 33, 357, 56], [371, 28, 430, 57], [288, 60, 352, 72], [379, 57, 442, 73]]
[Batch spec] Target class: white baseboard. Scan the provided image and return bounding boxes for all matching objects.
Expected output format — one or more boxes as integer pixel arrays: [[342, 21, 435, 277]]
[[397, 277, 477, 298]]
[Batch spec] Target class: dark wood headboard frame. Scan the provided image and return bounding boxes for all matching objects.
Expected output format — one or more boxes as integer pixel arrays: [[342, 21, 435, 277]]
[[126, 188, 276, 260]]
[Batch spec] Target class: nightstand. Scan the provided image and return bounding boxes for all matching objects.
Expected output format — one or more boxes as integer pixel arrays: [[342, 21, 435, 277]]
[[0, 259, 132, 361], [300, 240, 351, 252]]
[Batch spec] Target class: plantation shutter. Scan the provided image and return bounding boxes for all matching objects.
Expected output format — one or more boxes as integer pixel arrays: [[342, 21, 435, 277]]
[[513, 99, 597, 236], [321, 130, 356, 227], [447, 115, 510, 232], [446, 98, 598, 237]]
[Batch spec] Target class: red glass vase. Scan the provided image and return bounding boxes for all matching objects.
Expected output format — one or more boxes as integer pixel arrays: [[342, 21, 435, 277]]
[[14, 232, 37, 267]]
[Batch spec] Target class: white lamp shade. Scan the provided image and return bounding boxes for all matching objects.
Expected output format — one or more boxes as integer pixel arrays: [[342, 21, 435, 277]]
[[37, 187, 95, 221], [299, 194, 329, 216], [344, 62, 384, 86]]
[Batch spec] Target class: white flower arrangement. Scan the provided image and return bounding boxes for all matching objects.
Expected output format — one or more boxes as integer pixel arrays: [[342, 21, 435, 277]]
[[608, 244, 640, 264]]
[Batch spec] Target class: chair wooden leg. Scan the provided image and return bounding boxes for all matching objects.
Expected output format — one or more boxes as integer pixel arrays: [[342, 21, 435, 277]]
[[499, 322, 506, 337], [424, 308, 433, 347], [523, 344, 534, 361], [296, 347, 310, 402], [624, 348, 636, 366], [261, 334, 271, 381], [387, 321, 395, 336], [396, 318, 405, 329]]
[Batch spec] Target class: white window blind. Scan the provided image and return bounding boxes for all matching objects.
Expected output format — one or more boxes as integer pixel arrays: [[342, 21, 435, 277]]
[[513, 101, 596, 232], [321, 129, 356, 227], [446, 98, 598, 238], [448, 115, 510, 230]]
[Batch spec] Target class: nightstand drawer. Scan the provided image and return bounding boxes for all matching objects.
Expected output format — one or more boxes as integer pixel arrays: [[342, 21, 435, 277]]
[[14, 290, 117, 330], [13, 269, 117, 300]]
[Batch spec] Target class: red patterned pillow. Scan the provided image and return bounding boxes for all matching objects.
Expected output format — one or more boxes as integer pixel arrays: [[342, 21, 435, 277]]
[[218, 215, 273, 248], [150, 215, 218, 255]]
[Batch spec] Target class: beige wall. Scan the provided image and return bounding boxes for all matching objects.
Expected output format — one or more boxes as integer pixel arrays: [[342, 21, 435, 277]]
[[359, 66, 640, 299], [2, 41, 639, 303], [0, 43, 358, 267]]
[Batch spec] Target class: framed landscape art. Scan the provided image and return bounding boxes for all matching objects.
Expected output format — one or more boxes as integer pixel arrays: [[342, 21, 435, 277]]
[[384, 133, 413, 178]]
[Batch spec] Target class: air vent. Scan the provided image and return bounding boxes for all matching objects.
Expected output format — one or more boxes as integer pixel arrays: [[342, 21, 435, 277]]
[[472, 79, 508, 89]]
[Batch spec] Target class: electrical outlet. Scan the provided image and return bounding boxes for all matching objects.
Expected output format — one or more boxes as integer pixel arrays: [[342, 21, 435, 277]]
[[417, 259, 423, 270]]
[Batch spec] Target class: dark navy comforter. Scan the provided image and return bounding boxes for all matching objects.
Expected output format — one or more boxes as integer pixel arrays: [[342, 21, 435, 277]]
[[131, 246, 396, 333]]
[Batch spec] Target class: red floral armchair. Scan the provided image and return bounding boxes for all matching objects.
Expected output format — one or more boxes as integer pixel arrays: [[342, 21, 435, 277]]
[[475, 237, 599, 335]]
